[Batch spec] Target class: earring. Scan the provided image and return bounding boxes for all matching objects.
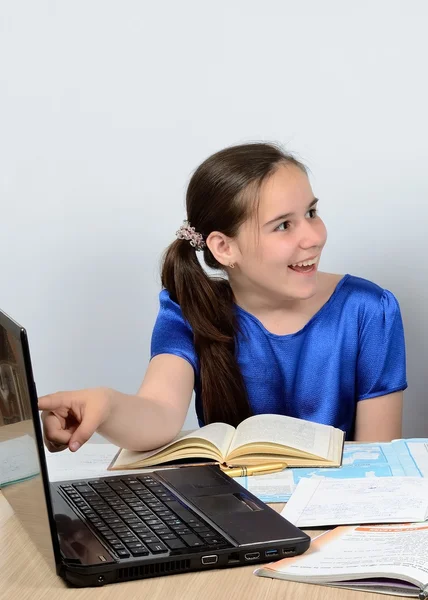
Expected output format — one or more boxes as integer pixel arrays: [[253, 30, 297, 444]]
[[229, 262, 235, 269]]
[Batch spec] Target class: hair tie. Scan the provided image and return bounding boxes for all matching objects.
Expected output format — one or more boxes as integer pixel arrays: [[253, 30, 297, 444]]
[[176, 220, 206, 251]]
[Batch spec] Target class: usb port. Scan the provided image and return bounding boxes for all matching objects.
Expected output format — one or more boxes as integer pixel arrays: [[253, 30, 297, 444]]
[[244, 552, 260, 561], [265, 549, 279, 557], [282, 547, 296, 556]]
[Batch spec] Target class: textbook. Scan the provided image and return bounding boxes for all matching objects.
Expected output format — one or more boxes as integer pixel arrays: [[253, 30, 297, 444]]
[[255, 522, 428, 598], [108, 413, 345, 470]]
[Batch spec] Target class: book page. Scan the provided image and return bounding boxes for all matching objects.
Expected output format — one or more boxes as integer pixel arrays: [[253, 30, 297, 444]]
[[255, 523, 428, 589], [228, 414, 332, 459], [112, 422, 236, 468], [281, 477, 428, 527]]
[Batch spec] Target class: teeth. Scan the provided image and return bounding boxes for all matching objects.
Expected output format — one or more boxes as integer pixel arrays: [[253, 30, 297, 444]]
[[290, 258, 317, 268]]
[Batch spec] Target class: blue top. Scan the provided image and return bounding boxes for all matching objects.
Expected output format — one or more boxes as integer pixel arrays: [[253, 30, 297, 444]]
[[151, 275, 407, 439]]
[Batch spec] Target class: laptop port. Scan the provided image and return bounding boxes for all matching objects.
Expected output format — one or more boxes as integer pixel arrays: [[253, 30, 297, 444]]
[[282, 547, 296, 556], [264, 549, 279, 557], [201, 555, 218, 565], [228, 552, 240, 564], [244, 552, 260, 561]]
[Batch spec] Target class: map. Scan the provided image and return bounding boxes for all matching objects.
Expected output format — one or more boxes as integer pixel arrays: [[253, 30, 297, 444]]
[[235, 439, 428, 503]]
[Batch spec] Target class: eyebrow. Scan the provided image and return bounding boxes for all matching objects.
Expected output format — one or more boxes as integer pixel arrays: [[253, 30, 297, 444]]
[[264, 197, 319, 226]]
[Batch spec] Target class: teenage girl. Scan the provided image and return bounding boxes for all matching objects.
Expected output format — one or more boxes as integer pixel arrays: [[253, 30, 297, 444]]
[[39, 142, 407, 453]]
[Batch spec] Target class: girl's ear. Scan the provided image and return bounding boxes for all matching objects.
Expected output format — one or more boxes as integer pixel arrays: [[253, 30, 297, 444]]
[[206, 231, 240, 268]]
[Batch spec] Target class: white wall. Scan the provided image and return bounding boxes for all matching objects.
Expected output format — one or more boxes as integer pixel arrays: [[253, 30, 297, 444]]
[[1, 0, 427, 435]]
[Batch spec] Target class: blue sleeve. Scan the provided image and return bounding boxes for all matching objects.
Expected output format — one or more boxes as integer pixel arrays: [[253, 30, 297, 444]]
[[356, 289, 407, 401], [150, 290, 199, 375]]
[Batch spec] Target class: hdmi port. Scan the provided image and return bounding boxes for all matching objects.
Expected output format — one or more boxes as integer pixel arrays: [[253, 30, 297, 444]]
[[244, 552, 260, 561]]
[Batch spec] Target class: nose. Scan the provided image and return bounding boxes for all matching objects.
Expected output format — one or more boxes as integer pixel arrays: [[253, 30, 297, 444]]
[[298, 218, 326, 250]]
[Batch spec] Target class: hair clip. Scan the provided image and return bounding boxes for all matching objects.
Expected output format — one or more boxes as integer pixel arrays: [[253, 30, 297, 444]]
[[176, 220, 206, 251]]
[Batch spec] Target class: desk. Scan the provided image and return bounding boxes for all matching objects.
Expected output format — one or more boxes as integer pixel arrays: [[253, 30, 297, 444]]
[[1, 486, 400, 600], [0, 421, 398, 599]]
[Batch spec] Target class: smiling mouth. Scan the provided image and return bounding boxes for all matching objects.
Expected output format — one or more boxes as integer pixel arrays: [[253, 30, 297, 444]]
[[288, 257, 318, 274]]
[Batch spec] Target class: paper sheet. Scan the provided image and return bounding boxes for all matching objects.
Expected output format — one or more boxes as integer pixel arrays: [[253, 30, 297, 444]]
[[281, 476, 428, 527], [0, 435, 39, 486], [44, 443, 144, 481]]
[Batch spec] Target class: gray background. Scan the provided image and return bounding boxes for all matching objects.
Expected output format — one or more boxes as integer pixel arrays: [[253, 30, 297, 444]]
[[1, 1, 426, 434]]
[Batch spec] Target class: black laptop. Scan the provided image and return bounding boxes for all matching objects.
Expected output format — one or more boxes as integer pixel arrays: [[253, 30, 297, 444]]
[[0, 309, 310, 587]]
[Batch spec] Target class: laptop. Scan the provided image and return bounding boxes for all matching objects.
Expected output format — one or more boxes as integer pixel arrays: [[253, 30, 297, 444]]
[[0, 308, 310, 587]]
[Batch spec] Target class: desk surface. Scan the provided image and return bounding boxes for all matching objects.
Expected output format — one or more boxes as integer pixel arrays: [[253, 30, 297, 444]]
[[1, 489, 400, 600], [0, 421, 398, 599]]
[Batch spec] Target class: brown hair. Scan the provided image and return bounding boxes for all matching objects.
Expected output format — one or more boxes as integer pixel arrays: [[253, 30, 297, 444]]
[[161, 142, 306, 426]]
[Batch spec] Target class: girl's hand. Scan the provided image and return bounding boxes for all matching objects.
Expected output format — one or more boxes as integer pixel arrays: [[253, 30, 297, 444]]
[[38, 388, 113, 452]]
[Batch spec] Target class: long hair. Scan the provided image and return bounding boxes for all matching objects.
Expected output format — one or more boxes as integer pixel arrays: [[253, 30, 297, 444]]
[[161, 142, 306, 426]]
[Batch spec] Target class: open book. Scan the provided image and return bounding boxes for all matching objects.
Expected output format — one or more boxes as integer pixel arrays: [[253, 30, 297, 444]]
[[255, 522, 428, 598], [109, 414, 345, 470]]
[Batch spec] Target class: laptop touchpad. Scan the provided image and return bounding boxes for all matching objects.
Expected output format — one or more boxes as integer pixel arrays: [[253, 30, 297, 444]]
[[192, 493, 260, 517]]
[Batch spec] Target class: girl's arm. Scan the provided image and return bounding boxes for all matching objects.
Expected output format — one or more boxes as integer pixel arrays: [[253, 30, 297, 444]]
[[353, 391, 403, 442], [40, 354, 195, 452]]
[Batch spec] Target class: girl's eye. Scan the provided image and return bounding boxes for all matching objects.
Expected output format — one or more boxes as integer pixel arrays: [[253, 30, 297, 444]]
[[306, 208, 318, 219], [275, 221, 290, 232]]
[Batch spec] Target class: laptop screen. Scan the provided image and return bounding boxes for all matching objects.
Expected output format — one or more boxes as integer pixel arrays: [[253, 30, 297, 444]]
[[0, 311, 61, 569]]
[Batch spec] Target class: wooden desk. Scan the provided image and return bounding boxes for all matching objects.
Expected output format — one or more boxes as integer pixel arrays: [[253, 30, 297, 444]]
[[0, 486, 399, 600], [0, 422, 396, 599]]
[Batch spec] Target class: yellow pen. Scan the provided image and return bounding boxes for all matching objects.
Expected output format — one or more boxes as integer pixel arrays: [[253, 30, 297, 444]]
[[220, 462, 288, 478]]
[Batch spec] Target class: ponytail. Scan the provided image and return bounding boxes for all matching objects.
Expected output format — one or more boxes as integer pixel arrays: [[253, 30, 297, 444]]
[[161, 239, 252, 427], [160, 141, 307, 425]]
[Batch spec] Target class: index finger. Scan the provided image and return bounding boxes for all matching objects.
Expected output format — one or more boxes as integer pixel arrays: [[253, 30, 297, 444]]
[[38, 392, 73, 412]]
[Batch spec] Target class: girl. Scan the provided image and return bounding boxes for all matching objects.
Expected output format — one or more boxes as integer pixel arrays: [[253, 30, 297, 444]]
[[39, 142, 407, 453]]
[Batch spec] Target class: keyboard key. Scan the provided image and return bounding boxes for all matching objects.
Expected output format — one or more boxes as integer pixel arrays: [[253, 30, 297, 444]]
[[73, 484, 91, 493], [181, 534, 204, 547], [122, 536, 139, 544], [130, 524, 150, 532], [140, 536, 160, 544], [206, 537, 226, 545], [151, 525, 172, 534], [164, 501, 196, 521], [130, 547, 149, 556], [146, 542, 168, 554], [111, 542, 125, 550], [116, 549, 130, 558], [165, 538, 187, 550], [161, 533, 178, 540], [166, 519, 183, 527]]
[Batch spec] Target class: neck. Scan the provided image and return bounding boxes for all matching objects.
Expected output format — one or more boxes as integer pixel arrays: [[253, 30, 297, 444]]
[[228, 272, 342, 337], [229, 277, 321, 318]]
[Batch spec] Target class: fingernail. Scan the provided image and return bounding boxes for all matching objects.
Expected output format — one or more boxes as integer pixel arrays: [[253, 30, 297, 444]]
[[70, 441, 80, 452]]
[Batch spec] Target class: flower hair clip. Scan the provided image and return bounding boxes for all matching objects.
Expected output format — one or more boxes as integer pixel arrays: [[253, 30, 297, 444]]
[[176, 220, 206, 251]]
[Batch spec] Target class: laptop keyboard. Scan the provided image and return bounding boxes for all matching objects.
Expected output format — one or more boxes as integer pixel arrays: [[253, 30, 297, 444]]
[[60, 474, 230, 559]]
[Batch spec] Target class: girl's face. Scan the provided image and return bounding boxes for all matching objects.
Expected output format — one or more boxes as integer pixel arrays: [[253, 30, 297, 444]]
[[232, 164, 327, 303]]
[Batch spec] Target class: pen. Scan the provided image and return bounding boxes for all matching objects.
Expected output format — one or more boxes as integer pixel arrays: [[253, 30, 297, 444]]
[[220, 462, 288, 478]]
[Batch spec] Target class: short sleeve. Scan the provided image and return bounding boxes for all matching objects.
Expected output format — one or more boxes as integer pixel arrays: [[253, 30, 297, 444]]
[[356, 289, 407, 401], [150, 290, 199, 375]]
